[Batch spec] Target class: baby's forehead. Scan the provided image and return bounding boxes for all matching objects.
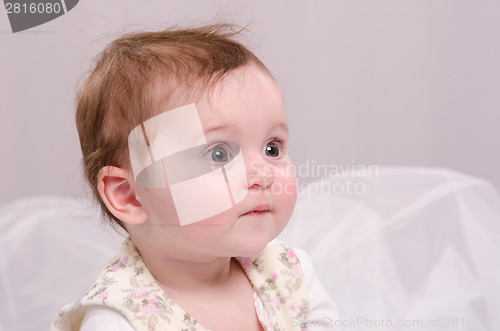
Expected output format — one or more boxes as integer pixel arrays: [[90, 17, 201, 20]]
[[145, 63, 283, 121]]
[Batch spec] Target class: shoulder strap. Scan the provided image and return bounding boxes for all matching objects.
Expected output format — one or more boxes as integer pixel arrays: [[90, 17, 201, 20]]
[[51, 238, 204, 331], [236, 239, 310, 331]]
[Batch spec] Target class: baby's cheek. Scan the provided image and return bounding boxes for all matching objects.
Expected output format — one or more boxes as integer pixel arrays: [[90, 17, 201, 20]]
[[281, 177, 298, 209], [274, 166, 298, 212], [136, 186, 180, 226], [272, 178, 296, 235]]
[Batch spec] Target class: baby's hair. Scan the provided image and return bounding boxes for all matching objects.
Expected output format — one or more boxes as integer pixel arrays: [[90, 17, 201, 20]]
[[76, 24, 269, 230]]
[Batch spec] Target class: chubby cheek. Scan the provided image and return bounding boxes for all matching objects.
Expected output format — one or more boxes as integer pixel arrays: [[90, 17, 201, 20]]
[[137, 186, 238, 229], [135, 186, 180, 226], [273, 166, 298, 225]]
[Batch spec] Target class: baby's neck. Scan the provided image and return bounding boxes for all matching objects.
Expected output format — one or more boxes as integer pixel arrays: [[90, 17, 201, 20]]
[[129, 235, 262, 330], [153, 257, 261, 331], [135, 242, 233, 292]]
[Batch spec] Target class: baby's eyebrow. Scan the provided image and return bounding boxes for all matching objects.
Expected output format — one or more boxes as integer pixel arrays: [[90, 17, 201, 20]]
[[273, 121, 289, 134], [203, 123, 229, 135], [203, 121, 288, 136]]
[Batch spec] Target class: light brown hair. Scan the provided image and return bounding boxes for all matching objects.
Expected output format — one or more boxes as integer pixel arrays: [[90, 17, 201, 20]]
[[76, 24, 268, 229]]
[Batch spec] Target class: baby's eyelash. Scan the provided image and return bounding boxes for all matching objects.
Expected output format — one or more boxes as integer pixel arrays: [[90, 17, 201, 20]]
[[269, 138, 288, 153], [270, 138, 287, 147]]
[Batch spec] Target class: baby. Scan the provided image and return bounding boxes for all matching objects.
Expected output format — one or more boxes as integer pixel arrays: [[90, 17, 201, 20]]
[[52, 24, 338, 330]]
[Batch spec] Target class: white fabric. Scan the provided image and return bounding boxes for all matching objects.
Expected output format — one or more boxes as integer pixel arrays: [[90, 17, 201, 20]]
[[0, 196, 126, 331], [253, 289, 272, 330], [80, 306, 129, 331], [280, 167, 500, 330], [78, 249, 338, 330], [1, 167, 499, 331]]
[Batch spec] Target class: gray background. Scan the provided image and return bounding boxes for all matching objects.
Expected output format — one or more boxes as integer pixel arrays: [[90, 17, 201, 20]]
[[1, 0, 499, 204]]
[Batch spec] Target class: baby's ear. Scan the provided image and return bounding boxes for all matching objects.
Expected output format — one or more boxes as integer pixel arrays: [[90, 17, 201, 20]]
[[97, 166, 148, 225]]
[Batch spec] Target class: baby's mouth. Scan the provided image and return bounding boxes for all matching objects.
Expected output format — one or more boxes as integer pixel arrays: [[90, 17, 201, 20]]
[[241, 205, 271, 217]]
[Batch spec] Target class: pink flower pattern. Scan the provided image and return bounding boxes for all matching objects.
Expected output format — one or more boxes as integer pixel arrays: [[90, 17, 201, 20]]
[[141, 304, 159, 315], [134, 288, 149, 299], [52, 239, 309, 331], [240, 257, 253, 269]]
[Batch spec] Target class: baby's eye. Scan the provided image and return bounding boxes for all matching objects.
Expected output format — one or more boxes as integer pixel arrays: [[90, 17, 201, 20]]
[[263, 140, 281, 158], [204, 144, 234, 164]]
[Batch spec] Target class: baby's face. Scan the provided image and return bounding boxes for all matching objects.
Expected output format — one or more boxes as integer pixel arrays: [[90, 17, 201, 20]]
[[129, 64, 296, 258]]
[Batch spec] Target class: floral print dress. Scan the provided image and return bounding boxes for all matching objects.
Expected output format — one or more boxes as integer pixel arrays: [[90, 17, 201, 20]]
[[51, 238, 310, 331]]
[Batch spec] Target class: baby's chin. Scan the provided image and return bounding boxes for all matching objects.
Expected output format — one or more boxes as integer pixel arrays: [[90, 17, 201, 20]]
[[230, 241, 271, 258], [230, 229, 286, 258]]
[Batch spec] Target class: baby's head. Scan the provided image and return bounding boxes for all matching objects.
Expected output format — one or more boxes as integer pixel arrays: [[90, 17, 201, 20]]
[[77, 25, 297, 256]]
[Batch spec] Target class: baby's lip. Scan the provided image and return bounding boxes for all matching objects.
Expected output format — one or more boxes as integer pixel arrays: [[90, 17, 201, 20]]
[[240, 204, 271, 216]]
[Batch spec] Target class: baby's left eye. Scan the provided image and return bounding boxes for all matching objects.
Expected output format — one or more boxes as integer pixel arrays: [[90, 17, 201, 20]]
[[263, 141, 281, 158]]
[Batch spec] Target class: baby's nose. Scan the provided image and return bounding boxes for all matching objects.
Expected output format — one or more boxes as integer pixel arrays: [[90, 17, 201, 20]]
[[246, 156, 273, 189]]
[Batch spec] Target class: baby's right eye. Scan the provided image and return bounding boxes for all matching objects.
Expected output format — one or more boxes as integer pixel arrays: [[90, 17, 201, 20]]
[[204, 143, 234, 164]]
